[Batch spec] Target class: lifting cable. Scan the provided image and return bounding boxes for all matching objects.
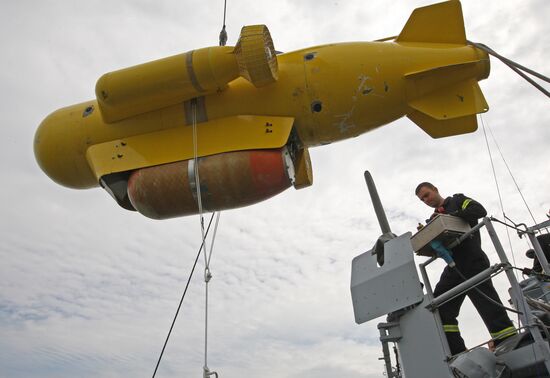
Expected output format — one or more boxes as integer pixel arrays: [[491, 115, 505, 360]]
[[480, 114, 546, 235], [191, 96, 221, 378], [151, 212, 217, 378], [486, 122, 539, 227], [151, 75, 222, 378], [467, 41, 550, 98], [219, 0, 228, 47], [151, 0, 229, 366], [470, 40, 547, 229], [479, 114, 519, 277], [193, 2, 230, 374], [472, 40, 550, 287], [373, 39, 550, 97]]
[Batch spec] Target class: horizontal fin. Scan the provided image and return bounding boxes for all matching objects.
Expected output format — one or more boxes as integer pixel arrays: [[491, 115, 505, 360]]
[[405, 60, 490, 99], [86, 115, 294, 180], [408, 79, 488, 121], [407, 112, 477, 139], [396, 0, 466, 45]]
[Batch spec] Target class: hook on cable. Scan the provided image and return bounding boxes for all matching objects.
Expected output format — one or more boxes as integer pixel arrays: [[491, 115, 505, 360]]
[[204, 267, 212, 283], [219, 25, 227, 46], [218, 0, 228, 46], [467, 40, 550, 98]]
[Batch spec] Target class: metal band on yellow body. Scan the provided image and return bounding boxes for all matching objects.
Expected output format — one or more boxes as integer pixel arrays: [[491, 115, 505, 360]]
[[185, 51, 206, 93]]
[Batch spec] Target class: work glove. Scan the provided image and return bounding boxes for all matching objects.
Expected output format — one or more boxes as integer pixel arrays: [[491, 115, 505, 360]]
[[430, 240, 455, 267]]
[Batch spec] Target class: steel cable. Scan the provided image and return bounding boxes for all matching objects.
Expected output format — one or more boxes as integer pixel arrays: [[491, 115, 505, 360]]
[[152, 212, 216, 378], [467, 40, 550, 98]]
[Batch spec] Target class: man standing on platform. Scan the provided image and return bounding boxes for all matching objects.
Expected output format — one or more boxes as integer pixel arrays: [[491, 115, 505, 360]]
[[415, 182, 516, 355]]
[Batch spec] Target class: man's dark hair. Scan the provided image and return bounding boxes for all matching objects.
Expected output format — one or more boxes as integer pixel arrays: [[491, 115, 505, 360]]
[[415, 182, 436, 195]]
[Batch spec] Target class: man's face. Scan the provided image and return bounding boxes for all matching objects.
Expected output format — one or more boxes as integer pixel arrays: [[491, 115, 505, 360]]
[[416, 186, 442, 208]]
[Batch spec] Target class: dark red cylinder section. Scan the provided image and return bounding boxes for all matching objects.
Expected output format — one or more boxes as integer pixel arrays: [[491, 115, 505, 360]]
[[127, 148, 292, 219]]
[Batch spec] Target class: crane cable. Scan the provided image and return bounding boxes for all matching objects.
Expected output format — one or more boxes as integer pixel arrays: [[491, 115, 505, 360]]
[[191, 98, 221, 378], [472, 40, 549, 273], [480, 114, 543, 231], [467, 41, 550, 98], [373, 39, 550, 97], [151, 0, 229, 369], [486, 121, 539, 227], [150, 99, 223, 378], [483, 115, 549, 234], [195, 2, 231, 375], [479, 114, 519, 280], [151, 213, 217, 378], [219, 0, 228, 47]]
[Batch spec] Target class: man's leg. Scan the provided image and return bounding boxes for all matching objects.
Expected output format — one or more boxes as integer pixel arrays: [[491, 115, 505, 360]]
[[434, 267, 468, 355], [467, 279, 516, 345]]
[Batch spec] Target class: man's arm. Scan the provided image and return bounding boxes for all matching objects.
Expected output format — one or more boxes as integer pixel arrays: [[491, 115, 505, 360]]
[[451, 193, 487, 222]]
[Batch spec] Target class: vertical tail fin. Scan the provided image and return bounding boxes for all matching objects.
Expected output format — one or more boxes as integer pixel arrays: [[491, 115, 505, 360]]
[[396, 0, 466, 45]]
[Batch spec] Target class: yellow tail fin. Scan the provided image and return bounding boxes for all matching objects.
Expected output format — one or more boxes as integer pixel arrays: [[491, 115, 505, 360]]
[[403, 56, 490, 138], [407, 112, 478, 139], [408, 78, 488, 121], [396, 0, 466, 45]]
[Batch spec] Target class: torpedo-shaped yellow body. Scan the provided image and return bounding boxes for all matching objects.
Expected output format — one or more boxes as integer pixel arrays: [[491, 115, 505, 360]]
[[34, 0, 490, 219]]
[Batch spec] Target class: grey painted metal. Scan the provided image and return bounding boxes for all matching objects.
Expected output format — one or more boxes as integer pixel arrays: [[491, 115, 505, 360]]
[[528, 232, 550, 275], [520, 276, 550, 302], [450, 348, 497, 377], [498, 343, 550, 377], [419, 256, 437, 298], [379, 322, 401, 343], [351, 194, 550, 377], [485, 218, 550, 374], [528, 219, 550, 232], [485, 218, 531, 327], [428, 264, 507, 310], [446, 219, 486, 250], [523, 219, 550, 287], [378, 324, 399, 378], [416, 254, 454, 358], [351, 233, 424, 324], [395, 295, 454, 377], [364, 171, 392, 234]]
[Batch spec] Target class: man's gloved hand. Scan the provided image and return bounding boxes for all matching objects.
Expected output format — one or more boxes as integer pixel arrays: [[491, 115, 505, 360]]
[[430, 240, 456, 267]]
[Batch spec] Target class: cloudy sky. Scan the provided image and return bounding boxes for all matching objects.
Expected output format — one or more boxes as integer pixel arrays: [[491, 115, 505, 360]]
[[1, 0, 549, 377]]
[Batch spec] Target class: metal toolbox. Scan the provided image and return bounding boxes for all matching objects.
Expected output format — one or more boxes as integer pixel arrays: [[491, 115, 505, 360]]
[[410, 214, 471, 256]]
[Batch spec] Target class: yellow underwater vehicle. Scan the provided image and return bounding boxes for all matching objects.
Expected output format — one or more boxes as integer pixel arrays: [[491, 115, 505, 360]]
[[34, 0, 490, 219]]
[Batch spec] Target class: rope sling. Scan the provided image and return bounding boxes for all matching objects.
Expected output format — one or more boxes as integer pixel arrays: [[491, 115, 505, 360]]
[[152, 2, 229, 376]]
